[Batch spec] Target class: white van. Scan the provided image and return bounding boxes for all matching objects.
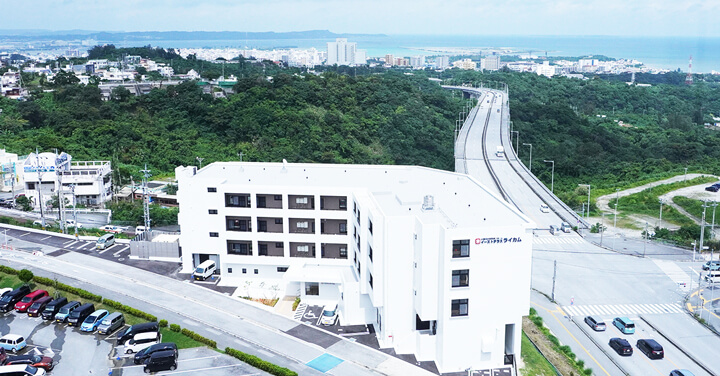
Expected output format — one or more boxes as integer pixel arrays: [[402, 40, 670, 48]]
[[96, 233, 115, 250], [124, 331, 161, 354], [705, 271, 720, 284], [193, 260, 216, 281], [135, 226, 148, 234]]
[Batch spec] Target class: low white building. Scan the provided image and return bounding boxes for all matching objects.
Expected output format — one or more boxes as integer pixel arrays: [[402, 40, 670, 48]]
[[175, 162, 534, 374], [0, 149, 22, 193], [23, 152, 112, 208], [535, 61, 556, 77]]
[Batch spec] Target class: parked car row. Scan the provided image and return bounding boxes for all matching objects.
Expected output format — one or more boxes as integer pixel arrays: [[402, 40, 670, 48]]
[[1, 286, 177, 373]]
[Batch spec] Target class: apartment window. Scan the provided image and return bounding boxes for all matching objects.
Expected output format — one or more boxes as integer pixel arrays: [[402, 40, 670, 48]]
[[295, 197, 308, 204], [451, 299, 469, 317], [368, 219, 373, 235], [274, 195, 282, 201], [297, 245, 309, 253], [339, 198, 347, 210], [257, 196, 266, 208], [452, 239, 470, 258], [296, 221, 309, 229], [226, 194, 250, 207], [208, 209, 218, 214], [275, 242, 284, 248], [209, 232, 219, 237], [277, 267, 288, 273], [258, 221, 267, 232], [340, 247, 347, 258], [339, 223, 347, 234], [259, 243, 268, 256], [207, 187, 217, 192], [228, 268, 233, 274], [228, 242, 252, 255], [305, 282, 319, 296], [368, 245, 373, 262], [275, 218, 283, 224], [242, 268, 247, 274], [452, 270, 470, 287], [369, 273, 374, 289], [254, 269, 259, 274]]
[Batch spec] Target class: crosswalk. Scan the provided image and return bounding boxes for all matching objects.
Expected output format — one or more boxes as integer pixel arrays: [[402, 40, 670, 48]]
[[562, 303, 684, 317], [533, 236, 585, 245]]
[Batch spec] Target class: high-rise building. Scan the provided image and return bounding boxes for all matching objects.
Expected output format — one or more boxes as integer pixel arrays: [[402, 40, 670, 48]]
[[326, 38, 366, 66], [175, 161, 533, 374], [481, 55, 501, 71], [435, 56, 450, 69], [410, 55, 426, 68], [385, 54, 394, 66]]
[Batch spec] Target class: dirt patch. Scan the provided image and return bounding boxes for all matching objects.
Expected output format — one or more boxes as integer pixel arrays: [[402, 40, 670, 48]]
[[522, 317, 578, 376]]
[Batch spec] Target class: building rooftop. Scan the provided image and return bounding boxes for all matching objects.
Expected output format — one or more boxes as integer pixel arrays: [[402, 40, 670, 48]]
[[187, 162, 533, 230]]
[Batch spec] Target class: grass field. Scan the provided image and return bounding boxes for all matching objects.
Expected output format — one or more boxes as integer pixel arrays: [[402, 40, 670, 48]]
[[520, 332, 557, 376], [672, 196, 708, 220]]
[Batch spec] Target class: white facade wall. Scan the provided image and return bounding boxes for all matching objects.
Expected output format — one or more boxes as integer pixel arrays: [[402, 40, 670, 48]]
[[175, 162, 533, 373]]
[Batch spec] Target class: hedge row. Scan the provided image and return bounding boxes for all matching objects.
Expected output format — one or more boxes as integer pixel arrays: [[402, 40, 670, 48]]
[[225, 347, 298, 376], [181, 328, 217, 349], [0, 265, 18, 275], [528, 309, 593, 376], [31, 275, 103, 302], [103, 298, 158, 322]]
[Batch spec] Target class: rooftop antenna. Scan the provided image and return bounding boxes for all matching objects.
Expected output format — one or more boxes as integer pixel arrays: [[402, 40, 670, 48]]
[[685, 55, 693, 85]]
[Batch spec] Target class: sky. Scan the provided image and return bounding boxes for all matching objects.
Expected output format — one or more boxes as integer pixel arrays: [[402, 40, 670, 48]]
[[4, 0, 720, 37]]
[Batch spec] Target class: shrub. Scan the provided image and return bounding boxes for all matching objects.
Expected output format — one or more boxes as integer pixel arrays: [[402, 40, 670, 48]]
[[102, 298, 157, 321], [528, 307, 537, 315], [577, 360, 585, 368], [181, 328, 217, 348], [0, 265, 18, 275], [33, 276, 54, 286], [225, 347, 298, 376], [548, 335, 560, 346], [18, 269, 34, 283], [583, 368, 593, 375], [292, 297, 301, 311], [159, 319, 168, 328], [170, 324, 181, 332]]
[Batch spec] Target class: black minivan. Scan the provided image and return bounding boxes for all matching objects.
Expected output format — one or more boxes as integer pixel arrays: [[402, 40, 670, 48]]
[[0, 286, 31, 313], [134, 342, 178, 364], [41, 297, 68, 320], [144, 350, 177, 373], [67, 303, 95, 326], [118, 322, 159, 345]]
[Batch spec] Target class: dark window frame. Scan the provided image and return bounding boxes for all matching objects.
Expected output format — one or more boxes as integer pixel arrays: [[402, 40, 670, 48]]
[[452, 269, 470, 287], [452, 239, 470, 258], [208, 209, 218, 214], [451, 299, 469, 317]]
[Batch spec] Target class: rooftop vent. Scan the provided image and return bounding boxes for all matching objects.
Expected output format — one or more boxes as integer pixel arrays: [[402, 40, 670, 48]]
[[422, 195, 435, 211]]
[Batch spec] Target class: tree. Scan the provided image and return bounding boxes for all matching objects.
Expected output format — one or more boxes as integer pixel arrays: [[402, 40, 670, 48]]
[[111, 86, 132, 102], [18, 269, 34, 284], [15, 196, 32, 211], [52, 70, 80, 86]]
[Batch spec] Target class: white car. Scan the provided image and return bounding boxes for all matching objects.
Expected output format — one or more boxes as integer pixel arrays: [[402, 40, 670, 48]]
[[124, 332, 161, 354], [65, 220, 83, 228], [0, 287, 12, 297], [320, 303, 339, 326], [540, 204, 550, 213], [101, 225, 123, 233]]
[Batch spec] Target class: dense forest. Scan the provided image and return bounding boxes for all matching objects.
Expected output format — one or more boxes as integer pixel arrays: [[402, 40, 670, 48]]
[[3, 46, 720, 215]]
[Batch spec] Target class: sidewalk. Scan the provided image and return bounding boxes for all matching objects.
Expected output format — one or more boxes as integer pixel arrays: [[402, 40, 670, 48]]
[[0, 245, 435, 376]]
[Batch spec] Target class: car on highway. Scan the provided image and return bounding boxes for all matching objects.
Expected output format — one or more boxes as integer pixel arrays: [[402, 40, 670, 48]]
[[549, 225, 560, 235], [26, 296, 52, 317], [608, 337, 633, 356], [0, 286, 31, 313], [584, 316, 606, 331], [14, 290, 49, 313], [702, 260, 720, 271], [65, 219, 83, 228], [612, 317, 635, 334], [560, 222, 572, 233], [80, 309, 109, 332], [540, 204, 550, 213], [101, 225, 123, 233], [3, 354, 55, 371], [670, 370, 696, 376], [0, 334, 27, 353], [637, 338, 664, 359]]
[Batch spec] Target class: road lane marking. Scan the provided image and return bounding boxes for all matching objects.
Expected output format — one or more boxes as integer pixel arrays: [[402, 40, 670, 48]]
[[113, 246, 129, 257], [563, 303, 684, 317], [99, 244, 121, 254], [39, 236, 51, 241], [19, 232, 30, 237]]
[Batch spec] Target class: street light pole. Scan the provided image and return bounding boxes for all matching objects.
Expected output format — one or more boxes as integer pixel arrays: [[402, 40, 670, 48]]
[[659, 199, 664, 224], [196, 156, 204, 169], [643, 222, 648, 257], [69, 184, 78, 239], [523, 143, 533, 172], [544, 160, 554, 193], [614, 188, 620, 229], [579, 184, 591, 220], [699, 200, 708, 262]]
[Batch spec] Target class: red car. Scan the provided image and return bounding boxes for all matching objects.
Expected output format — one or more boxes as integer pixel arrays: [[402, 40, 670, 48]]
[[14, 290, 49, 313], [4, 354, 55, 370]]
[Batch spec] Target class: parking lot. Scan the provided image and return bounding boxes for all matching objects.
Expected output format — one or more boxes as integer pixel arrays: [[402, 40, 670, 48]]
[[573, 315, 713, 376], [0, 309, 264, 375]]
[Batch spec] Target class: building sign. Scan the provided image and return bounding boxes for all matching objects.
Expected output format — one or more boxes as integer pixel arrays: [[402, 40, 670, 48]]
[[475, 237, 522, 245], [24, 165, 56, 173]]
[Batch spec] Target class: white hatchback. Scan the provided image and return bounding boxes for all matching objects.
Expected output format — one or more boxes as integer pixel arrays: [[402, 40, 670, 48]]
[[124, 332, 161, 354], [320, 303, 339, 326], [540, 204, 550, 213]]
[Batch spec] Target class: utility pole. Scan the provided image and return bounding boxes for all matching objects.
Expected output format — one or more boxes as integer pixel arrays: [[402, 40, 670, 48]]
[[700, 200, 708, 262], [579, 184, 591, 220], [69, 184, 78, 239], [140, 164, 152, 234], [614, 188, 620, 229], [659, 199, 664, 224], [523, 143, 533, 172], [35, 149, 46, 228], [551, 260, 557, 303], [643, 222, 648, 257], [543, 160, 554, 192]]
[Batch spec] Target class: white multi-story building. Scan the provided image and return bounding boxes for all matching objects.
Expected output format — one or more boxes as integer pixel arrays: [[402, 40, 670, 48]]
[[326, 38, 366, 66], [452, 58, 477, 70], [23, 152, 112, 208], [410, 55, 426, 68], [481, 55, 500, 71], [535, 61, 556, 77], [175, 162, 534, 373], [435, 56, 450, 69], [0, 149, 22, 193]]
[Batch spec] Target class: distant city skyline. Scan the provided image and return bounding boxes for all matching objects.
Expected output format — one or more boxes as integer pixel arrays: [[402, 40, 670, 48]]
[[4, 0, 720, 38]]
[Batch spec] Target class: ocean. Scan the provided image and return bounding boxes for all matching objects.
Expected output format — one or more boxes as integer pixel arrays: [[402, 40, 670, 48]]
[[122, 35, 720, 73]]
